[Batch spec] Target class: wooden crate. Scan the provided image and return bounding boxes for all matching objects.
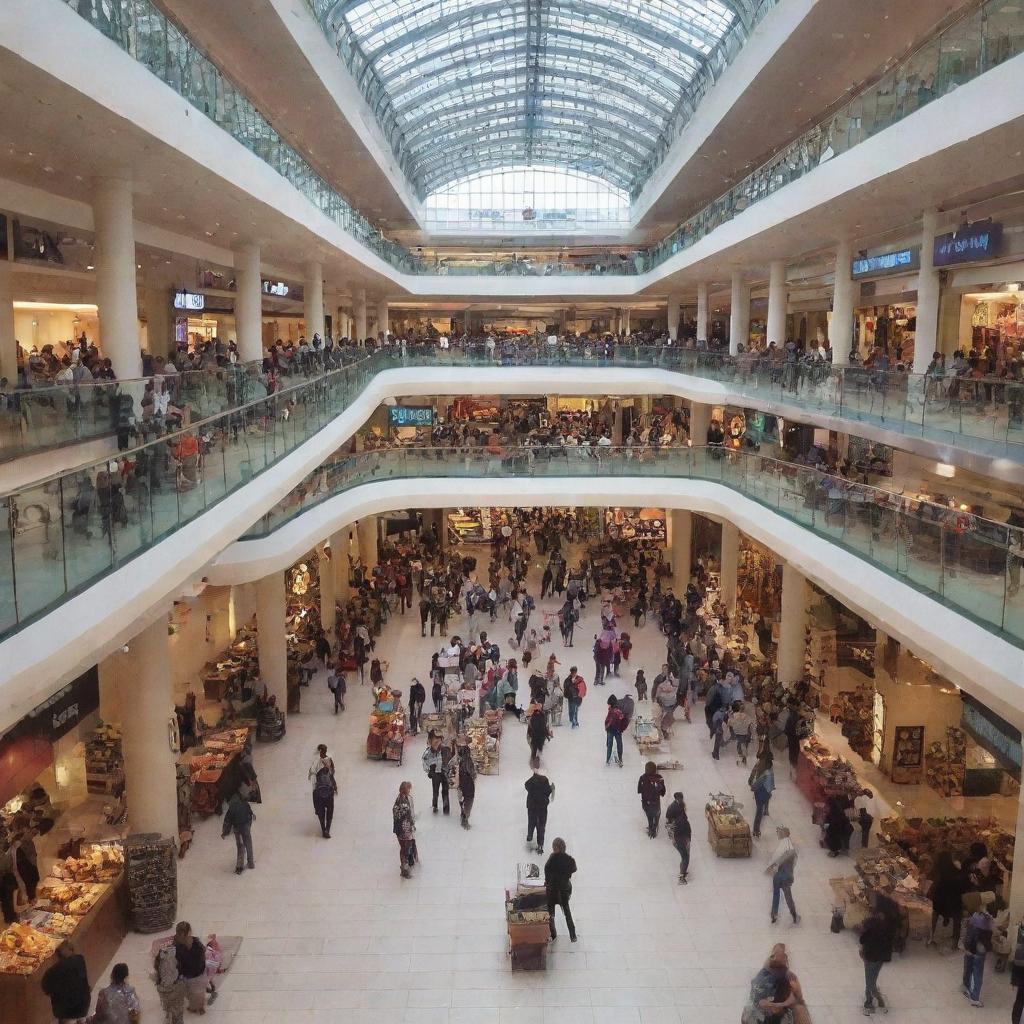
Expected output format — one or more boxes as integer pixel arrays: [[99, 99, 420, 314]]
[[706, 810, 752, 858]]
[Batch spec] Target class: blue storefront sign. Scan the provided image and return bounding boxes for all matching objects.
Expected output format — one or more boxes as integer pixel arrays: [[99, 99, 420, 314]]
[[851, 248, 917, 278], [933, 221, 1003, 267], [961, 692, 1021, 773], [388, 406, 434, 427]]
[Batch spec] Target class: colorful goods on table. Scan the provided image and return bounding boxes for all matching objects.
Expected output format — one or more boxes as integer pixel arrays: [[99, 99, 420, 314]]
[[49, 842, 124, 883], [0, 923, 59, 974], [705, 792, 752, 858], [367, 687, 407, 761], [797, 738, 863, 818], [878, 814, 1014, 875], [465, 713, 501, 775]]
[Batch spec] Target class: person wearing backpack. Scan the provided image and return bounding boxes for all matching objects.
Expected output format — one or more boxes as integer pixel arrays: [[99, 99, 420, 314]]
[[637, 761, 666, 838], [563, 667, 586, 728], [307, 744, 338, 839], [604, 695, 626, 767]]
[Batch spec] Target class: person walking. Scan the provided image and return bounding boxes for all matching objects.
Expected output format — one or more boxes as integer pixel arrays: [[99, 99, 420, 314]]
[[527, 706, 549, 768], [729, 701, 754, 766], [766, 825, 800, 925], [664, 792, 692, 884], [604, 695, 625, 766], [308, 743, 338, 838], [221, 790, 255, 874], [392, 780, 417, 879], [455, 736, 477, 830], [40, 941, 90, 1023], [327, 664, 347, 714], [637, 761, 666, 838], [174, 922, 208, 1015], [524, 768, 554, 854], [408, 678, 426, 735], [422, 730, 452, 814], [860, 908, 894, 1015], [544, 838, 578, 942], [154, 942, 186, 1024], [961, 902, 995, 1007], [563, 666, 586, 728], [749, 750, 775, 839], [91, 962, 139, 1024]]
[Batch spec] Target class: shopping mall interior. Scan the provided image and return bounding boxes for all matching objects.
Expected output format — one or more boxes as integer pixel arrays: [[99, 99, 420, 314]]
[[3, 1, 1024, 1022]]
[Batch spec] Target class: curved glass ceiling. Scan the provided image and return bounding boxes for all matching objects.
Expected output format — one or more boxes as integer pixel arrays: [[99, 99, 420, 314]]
[[308, 0, 766, 199]]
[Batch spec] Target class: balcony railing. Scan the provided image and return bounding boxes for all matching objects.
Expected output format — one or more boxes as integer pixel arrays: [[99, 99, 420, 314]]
[[7, 343, 1024, 463], [63, 0, 1024, 277], [3, 346, 1024, 648]]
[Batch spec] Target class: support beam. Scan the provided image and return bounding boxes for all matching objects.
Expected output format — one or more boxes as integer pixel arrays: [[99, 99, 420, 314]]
[[667, 292, 682, 341], [93, 178, 141, 379], [688, 400, 711, 447], [914, 210, 941, 374], [255, 572, 287, 711], [0, 252, 15, 384], [305, 260, 325, 343], [696, 282, 709, 346], [320, 541, 336, 636], [376, 297, 389, 339], [357, 516, 378, 570], [778, 562, 808, 684], [235, 243, 263, 363], [766, 260, 787, 348], [354, 289, 367, 344], [729, 270, 749, 355], [670, 509, 692, 591], [331, 529, 350, 604], [720, 522, 739, 614], [830, 240, 856, 365], [119, 614, 179, 839]]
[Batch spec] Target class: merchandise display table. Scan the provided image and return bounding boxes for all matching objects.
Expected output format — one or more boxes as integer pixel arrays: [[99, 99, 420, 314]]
[[705, 795, 752, 858], [368, 687, 407, 764], [506, 864, 550, 971], [180, 727, 253, 817], [0, 875, 127, 1024], [796, 738, 863, 821]]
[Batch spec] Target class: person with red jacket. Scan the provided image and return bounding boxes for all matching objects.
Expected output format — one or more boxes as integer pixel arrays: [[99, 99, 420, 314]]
[[605, 695, 626, 767]]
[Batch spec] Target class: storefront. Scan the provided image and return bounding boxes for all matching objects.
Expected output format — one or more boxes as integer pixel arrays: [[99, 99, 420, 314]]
[[603, 507, 666, 543]]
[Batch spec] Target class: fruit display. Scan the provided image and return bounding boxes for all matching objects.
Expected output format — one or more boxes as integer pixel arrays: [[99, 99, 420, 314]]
[[0, 923, 59, 974]]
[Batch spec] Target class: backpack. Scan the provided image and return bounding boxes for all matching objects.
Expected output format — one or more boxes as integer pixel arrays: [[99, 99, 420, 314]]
[[314, 763, 335, 799], [564, 675, 579, 700]]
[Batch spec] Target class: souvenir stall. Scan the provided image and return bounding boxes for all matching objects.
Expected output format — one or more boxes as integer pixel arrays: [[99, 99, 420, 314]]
[[603, 507, 667, 543], [961, 289, 1024, 364], [464, 712, 501, 775], [285, 557, 323, 714], [505, 863, 550, 971], [705, 793, 752, 858], [736, 537, 781, 617], [0, 839, 128, 1024], [367, 687, 407, 764], [877, 814, 1014, 879], [796, 738, 865, 823], [177, 728, 255, 818]]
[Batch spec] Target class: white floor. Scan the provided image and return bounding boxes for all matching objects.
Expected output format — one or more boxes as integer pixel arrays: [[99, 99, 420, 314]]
[[103, 545, 1016, 1024]]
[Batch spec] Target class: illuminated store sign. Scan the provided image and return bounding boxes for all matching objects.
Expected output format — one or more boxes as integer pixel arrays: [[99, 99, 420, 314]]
[[933, 221, 1003, 267]]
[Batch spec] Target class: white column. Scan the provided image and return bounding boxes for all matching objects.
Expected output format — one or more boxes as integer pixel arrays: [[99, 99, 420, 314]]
[[696, 282, 709, 345], [778, 562, 809, 684], [255, 572, 288, 711], [621, 307, 631, 334], [766, 260, 787, 348], [119, 615, 179, 839], [914, 210, 941, 374], [354, 289, 367, 344], [376, 297, 389, 338], [357, 516, 378, 570], [720, 522, 739, 614], [1009, 787, 1024, 926], [228, 582, 255, 637], [610, 400, 623, 445], [304, 260, 324, 342], [143, 272, 173, 361], [92, 178, 142, 378], [331, 529, 350, 603], [235, 243, 263, 363], [0, 254, 15, 384], [688, 400, 711, 447], [830, 239, 856, 365], [670, 510, 692, 590], [667, 292, 682, 341], [339, 311, 351, 340], [729, 270, 749, 355], [319, 542, 336, 635]]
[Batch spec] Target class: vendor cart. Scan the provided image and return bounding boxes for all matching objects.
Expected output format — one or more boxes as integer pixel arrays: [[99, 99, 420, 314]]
[[705, 792, 752, 858], [505, 863, 550, 970]]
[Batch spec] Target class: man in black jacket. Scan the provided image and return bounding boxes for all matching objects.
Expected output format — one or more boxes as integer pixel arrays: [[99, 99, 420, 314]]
[[544, 838, 577, 942], [524, 769, 554, 854], [860, 908, 894, 1014], [41, 941, 90, 1022], [221, 791, 255, 874]]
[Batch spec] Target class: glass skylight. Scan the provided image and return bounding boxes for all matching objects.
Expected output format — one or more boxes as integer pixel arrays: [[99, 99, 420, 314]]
[[308, 0, 766, 200]]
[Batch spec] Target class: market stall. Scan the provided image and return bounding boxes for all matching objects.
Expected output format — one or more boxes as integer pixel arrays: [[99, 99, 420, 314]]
[[506, 863, 550, 971], [797, 738, 865, 823], [0, 841, 128, 1024], [178, 727, 255, 818], [367, 688, 407, 764], [465, 712, 501, 775], [705, 793, 752, 858]]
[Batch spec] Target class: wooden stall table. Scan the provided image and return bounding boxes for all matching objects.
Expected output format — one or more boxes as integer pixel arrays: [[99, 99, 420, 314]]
[[705, 798, 752, 858], [0, 877, 127, 1024], [506, 896, 550, 971]]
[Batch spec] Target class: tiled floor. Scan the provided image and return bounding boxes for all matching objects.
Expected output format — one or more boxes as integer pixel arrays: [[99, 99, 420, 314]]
[[103, 544, 1015, 1024]]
